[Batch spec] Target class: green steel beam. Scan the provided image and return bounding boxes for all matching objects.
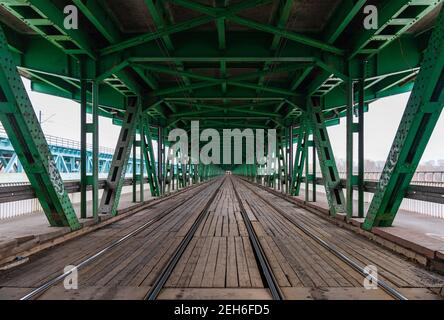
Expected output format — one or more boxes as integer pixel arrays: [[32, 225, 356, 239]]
[[99, 97, 142, 216], [6, 0, 97, 59], [306, 97, 346, 216], [290, 124, 307, 196], [143, 0, 192, 93], [0, 26, 80, 229], [135, 63, 299, 96], [141, 115, 160, 197], [345, 74, 354, 218], [73, 0, 121, 43], [323, 0, 367, 44], [170, 0, 344, 55], [100, 0, 272, 55], [363, 6, 444, 230], [348, 1, 440, 59], [0, 22, 24, 54], [149, 62, 312, 96], [80, 77, 99, 220], [256, 0, 294, 94]]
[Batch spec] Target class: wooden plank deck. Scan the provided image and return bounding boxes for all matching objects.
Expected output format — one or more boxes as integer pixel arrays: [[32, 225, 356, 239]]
[[0, 176, 443, 300], [234, 178, 444, 299], [0, 179, 222, 299], [165, 179, 263, 289]]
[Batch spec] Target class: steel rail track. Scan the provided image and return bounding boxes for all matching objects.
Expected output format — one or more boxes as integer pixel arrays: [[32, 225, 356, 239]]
[[144, 178, 225, 300], [230, 178, 285, 300], [19, 179, 220, 300], [237, 177, 408, 301]]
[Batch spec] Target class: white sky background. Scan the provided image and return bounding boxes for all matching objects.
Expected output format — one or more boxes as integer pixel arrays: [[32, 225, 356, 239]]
[[328, 92, 444, 163], [23, 78, 443, 163]]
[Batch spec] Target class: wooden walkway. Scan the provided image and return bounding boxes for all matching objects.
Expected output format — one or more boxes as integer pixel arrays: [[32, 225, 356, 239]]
[[0, 176, 443, 300], [235, 178, 444, 299], [165, 179, 262, 289]]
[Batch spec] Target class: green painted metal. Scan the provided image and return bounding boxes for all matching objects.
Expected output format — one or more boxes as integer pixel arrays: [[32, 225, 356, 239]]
[[277, 133, 287, 192], [1, 0, 96, 58], [99, 97, 141, 216], [345, 76, 354, 218], [323, 0, 367, 44], [363, 6, 444, 230], [132, 119, 145, 203], [80, 77, 99, 220], [100, 0, 273, 55], [141, 117, 161, 197], [73, 0, 121, 43], [306, 97, 346, 216], [0, 26, 80, 229], [170, 0, 343, 55], [357, 62, 366, 218], [0, 0, 441, 228], [164, 145, 174, 193], [348, 1, 439, 59], [290, 121, 306, 196]]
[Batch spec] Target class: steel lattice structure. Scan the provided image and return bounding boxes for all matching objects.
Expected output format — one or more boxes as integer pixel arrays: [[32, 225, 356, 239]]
[[0, 0, 442, 230]]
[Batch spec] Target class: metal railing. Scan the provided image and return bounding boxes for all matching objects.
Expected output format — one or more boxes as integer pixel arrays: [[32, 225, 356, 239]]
[[0, 178, 144, 220], [315, 171, 444, 219], [0, 127, 115, 155]]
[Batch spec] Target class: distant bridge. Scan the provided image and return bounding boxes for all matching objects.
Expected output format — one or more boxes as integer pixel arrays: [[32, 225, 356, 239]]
[[0, 127, 141, 175]]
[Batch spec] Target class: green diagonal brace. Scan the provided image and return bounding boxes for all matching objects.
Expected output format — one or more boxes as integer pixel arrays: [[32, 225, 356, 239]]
[[99, 96, 141, 215], [306, 97, 346, 216], [290, 120, 307, 196], [141, 117, 160, 197], [363, 6, 444, 230], [0, 27, 80, 229]]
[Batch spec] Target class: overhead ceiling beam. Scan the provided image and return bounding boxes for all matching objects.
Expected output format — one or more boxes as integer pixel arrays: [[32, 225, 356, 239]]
[[100, 0, 272, 55], [144, 0, 192, 94], [323, 0, 367, 44], [169, 0, 344, 55], [26, 0, 97, 58], [256, 0, 294, 96], [346, 0, 440, 58], [135, 63, 300, 96], [73, 0, 121, 43], [146, 62, 312, 96]]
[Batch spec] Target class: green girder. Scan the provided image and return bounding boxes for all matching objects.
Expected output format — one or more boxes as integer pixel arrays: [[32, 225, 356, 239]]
[[306, 97, 346, 216], [0, 0, 441, 230], [141, 117, 161, 197], [363, 5, 444, 230], [0, 25, 80, 229], [99, 97, 141, 216]]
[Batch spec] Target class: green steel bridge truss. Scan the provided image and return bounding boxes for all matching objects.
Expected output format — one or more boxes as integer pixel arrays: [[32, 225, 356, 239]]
[[0, 0, 443, 230]]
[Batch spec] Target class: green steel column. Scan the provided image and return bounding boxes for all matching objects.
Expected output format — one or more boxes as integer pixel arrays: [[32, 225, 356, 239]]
[[80, 76, 99, 221], [132, 117, 144, 203], [304, 135, 310, 201], [346, 76, 354, 218], [164, 145, 173, 193], [99, 97, 141, 216], [91, 82, 99, 220], [363, 6, 444, 230], [289, 126, 293, 193], [291, 123, 307, 196], [80, 78, 88, 219], [306, 97, 346, 216], [139, 121, 145, 202], [0, 27, 80, 229], [312, 137, 316, 202], [141, 118, 160, 197], [132, 134, 137, 202], [158, 127, 164, 193], [358, 61, 366, 218]]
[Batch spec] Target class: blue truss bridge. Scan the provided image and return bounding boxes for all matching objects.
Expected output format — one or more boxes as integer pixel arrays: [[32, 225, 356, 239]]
[[0, 126, 141, 175]]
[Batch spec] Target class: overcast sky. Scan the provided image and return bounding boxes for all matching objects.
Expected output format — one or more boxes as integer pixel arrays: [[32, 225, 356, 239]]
[[23, 78, 443, 163]]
